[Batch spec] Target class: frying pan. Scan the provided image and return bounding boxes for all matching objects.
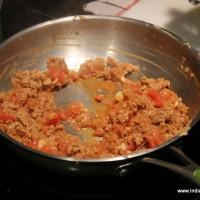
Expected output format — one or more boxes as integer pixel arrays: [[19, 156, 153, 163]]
[[0, 15, 200, 185]]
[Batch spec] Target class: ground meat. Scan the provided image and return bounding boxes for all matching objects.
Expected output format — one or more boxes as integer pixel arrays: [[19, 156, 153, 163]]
[[11, 70, 47, 90], [79, 58, 106, 79], [47, 57, 78, 87], [140, 76, 170, 91], [79, 57, 139, 81], [0, 57, 190, 159]]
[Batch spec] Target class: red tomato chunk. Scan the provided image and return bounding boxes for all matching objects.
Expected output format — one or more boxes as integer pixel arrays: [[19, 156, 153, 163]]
[[147, 89, 163, 107], [0, 112, 16, 122]]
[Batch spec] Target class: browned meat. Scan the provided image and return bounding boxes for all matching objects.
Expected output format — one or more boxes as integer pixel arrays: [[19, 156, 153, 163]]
[[0, 57, 190, 159]]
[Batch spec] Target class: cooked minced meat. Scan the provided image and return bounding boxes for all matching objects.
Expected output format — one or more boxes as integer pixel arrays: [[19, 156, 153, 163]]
[[0, 57, 190, 159]]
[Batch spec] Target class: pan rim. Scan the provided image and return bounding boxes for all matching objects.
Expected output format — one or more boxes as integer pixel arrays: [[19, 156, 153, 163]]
[[0, 15, 199, 163]]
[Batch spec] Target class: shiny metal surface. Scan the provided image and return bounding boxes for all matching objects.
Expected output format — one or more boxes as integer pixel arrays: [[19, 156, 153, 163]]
[[0, 15, 200, 164]]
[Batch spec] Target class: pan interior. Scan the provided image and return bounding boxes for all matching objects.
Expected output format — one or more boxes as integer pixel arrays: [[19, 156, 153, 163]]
[[0, 16, 200, 162]]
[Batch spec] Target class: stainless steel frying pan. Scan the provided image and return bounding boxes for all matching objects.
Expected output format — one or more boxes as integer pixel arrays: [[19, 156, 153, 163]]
[[0, 15, 200, 184]]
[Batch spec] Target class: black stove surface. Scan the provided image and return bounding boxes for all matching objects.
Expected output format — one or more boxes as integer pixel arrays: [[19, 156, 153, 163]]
[[1, 0, 95, 38], [0, 1, 200, 199]]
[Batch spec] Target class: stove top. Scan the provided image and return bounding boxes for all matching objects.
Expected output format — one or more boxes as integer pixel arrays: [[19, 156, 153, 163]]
[[0, 1, 200, 199]]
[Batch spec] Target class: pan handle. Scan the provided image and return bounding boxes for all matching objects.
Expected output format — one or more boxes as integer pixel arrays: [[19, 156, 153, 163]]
[[115, 146, 200, 185]]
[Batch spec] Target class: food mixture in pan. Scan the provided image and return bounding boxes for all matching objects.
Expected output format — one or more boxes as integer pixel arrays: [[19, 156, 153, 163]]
[[0, 57, 190, 159]]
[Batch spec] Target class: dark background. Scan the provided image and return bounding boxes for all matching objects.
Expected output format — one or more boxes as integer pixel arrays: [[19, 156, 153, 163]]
[[0, 0, 95, 40]]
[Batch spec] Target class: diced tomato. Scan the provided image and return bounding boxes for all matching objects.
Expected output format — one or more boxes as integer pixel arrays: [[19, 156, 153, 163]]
[[41, 145, 58, 154], [94, 95, 104, 102], [147, 89, 163, 107], [10, 94, 17, 103], [45, 114, 61, 125], [48, 63, 70, 85], [94, 128, 105, 137], [58, 71, 68, 84], [48, 65, 60, 80], [145, 133, 165, 148], [57, 103, 83, 121], [57, 141, 70, 152], [0, 112, 16, 122]]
